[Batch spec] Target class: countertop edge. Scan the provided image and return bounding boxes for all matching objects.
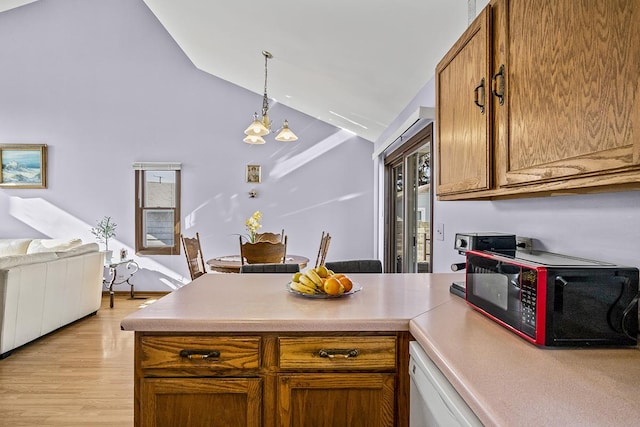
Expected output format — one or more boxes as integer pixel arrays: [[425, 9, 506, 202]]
[[120, 318, 413, 333]]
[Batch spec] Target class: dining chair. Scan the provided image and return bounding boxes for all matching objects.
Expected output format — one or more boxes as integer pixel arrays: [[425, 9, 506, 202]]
[[181, 232, 207, 280], [239, 263, 300, 273], [240, 235, 288, 264], [324, 259, 382, 274], [255, 229, 285, 243], [315, 231, 331, 268]]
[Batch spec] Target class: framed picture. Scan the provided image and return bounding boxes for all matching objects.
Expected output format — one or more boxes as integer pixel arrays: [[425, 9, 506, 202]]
[[246, 164, 261, 184], [0, 144, 47, 189]]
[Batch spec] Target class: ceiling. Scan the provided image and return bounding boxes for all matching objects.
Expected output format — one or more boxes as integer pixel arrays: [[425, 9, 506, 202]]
[[1, 0, 472, 142]]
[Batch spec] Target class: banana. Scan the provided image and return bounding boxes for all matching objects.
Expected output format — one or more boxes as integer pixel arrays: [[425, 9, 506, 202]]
[[299, 274, 317, 290], [306, 269, 323, 287], [316, 265, 329, 278], [291, 272, 302, 283], [290, 281, 316, 295]]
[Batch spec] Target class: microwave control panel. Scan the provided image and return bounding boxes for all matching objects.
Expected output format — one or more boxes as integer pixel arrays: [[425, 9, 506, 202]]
[[520, 269, 538, 338]]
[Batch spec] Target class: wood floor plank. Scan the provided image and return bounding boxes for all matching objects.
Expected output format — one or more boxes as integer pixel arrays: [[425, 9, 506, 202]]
[[0, 295, 156, 426]]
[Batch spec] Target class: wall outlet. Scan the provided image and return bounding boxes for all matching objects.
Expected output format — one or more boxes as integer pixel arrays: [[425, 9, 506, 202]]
[[436, 223, 445, 241]]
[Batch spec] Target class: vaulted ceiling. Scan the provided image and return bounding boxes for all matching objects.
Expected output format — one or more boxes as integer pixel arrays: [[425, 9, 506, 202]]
[[1, 0, 472, 142]]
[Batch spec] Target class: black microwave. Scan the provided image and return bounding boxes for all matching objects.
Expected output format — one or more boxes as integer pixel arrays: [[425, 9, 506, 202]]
[[465, 250, 639, 347]]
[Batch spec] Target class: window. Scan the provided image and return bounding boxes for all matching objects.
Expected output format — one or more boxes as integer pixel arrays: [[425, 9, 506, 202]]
[[133, 162, 181, 255]]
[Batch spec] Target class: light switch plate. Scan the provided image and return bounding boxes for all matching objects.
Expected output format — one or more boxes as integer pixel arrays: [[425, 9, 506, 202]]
[[436, 223, 444, 241]]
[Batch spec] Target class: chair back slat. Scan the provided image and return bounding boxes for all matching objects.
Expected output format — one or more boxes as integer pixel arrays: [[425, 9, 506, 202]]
[[181, 233, 207, 280], [240, 235, 287, 264], [240, 263, 299, 273], [324, 259, 382, 274], [255, 229, 284, 243]]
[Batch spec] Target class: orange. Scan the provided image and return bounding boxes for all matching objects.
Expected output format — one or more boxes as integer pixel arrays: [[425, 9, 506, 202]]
[[324, 278, 343, 295], [331, 274, 345, 280], [338, 276, 353, 292]]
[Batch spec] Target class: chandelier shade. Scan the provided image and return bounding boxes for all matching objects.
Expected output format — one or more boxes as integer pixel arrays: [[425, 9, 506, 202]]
[[243, 51, 298, 144], [243, 134, 266, 144], [275, 120, 298, 142], [244, 113, 269, 137]]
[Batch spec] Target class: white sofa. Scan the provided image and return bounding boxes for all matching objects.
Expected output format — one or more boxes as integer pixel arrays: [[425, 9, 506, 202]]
[[0, 238, 105, 358]]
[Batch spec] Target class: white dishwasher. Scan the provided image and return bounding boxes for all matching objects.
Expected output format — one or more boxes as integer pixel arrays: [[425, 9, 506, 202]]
[[409, 341, 483, 427]]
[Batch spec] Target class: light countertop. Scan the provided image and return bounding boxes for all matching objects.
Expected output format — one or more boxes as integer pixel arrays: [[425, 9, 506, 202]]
[[121, 272, 640, 426], [410, 297, 640, 427], [120, 272, 454, 332]]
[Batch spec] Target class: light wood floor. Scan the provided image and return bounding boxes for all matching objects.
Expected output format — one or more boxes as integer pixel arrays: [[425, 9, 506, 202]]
[[0, 294, 158, 427]]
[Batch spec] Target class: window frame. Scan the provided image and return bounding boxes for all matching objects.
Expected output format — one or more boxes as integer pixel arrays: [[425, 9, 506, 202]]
[[134, 168, 181, 255]]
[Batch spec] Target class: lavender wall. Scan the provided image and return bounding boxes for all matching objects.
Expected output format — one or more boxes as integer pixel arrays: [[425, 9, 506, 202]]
[[0, 0, 375, 290], [432, 190, 640, 272]]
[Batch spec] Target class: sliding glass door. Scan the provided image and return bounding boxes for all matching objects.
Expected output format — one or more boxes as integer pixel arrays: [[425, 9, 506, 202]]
[[385, 124, 433, 273], [390, 163, 404, 272]]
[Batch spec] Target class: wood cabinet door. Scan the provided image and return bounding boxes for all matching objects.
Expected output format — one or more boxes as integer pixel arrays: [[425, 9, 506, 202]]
[[141, 378, 262, 427], [498, 0, 640, 187], [436, 6, 492, 196], [277, 373, 395, 427]]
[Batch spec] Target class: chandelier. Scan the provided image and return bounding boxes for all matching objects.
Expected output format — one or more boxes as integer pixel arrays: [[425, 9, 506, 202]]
[[243, 51, 298, 144]]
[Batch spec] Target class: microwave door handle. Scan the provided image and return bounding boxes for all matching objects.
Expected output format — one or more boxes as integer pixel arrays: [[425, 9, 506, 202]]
[[554, 276, 570, 313], [621, 291, 640, 340]]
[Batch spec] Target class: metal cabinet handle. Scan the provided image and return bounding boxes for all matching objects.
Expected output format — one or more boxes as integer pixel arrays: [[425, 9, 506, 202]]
[[318, 349, 359, 359], [491, 64, 505, 105], [179, 349, 221, 360], [473, 78, 485, 114]]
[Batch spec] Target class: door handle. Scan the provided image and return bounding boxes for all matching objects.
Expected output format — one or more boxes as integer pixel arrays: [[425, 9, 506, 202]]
[[491, 64, 505, 105], [473, 78, 485, 114]]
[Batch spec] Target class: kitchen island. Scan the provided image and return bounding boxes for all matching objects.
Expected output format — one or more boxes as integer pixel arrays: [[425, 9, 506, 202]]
[[121, 272, 454, 427], [121, 272, 640, 426]]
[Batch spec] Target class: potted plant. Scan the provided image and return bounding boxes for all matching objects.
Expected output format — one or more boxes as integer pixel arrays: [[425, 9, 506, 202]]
[[91, 216, 117, 262], [244, 210, 262, 243]]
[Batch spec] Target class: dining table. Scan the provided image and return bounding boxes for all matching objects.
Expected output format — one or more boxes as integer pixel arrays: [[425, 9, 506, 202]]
[[206, 254, 310, 273]]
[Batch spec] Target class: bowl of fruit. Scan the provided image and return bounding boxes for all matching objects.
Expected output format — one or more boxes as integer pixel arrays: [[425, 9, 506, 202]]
[[287, 265, 361, 298]]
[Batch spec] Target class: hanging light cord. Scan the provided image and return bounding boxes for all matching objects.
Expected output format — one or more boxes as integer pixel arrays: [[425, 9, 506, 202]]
[[261, 51, 272, 121]]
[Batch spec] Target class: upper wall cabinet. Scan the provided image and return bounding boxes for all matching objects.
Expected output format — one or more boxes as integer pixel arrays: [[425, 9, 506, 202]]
[[436, 0, 640, 200], [436, 7, 491, 195]]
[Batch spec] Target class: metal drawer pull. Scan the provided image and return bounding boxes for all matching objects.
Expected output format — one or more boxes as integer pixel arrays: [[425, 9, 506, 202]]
[[473, 78, 485, 114], [491, 64, 505, 105], [318, 349, 359, 359], [179, 349, 221, 360]]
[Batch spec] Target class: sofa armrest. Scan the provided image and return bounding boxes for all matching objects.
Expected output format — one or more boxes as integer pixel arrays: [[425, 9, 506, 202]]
[[0, 252, 58, 270], [55, 243, 99, 259]]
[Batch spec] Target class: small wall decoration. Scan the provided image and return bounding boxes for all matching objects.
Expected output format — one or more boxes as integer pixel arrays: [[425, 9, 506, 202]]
[[246, 164, 261, 184], [0, 144, 47, 188]]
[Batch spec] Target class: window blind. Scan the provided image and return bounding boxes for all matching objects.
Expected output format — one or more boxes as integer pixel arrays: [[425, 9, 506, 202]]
[[132, 162, 182, 171]]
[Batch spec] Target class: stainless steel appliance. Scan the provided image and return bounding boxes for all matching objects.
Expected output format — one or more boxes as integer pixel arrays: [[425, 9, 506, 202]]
[[450, 233, 517, 297], [465, 250, 639, 347], [454, 232, 517, 256], [409, 341, 482, 427]]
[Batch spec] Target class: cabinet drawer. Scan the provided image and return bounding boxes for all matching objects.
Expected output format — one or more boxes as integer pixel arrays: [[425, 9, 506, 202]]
[[141, 336, 260, 371], [278, 336, 396, 370]]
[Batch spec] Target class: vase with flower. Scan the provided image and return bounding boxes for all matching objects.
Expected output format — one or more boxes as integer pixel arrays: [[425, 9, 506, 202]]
[[244, 210, 262, 243]]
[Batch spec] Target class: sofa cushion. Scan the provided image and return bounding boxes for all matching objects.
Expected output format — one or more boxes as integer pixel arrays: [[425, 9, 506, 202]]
[[55, 243, 99, 259], [0, 239, 33, 257], [0, 252, 58, 270], [27, 238, 83, 254]]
